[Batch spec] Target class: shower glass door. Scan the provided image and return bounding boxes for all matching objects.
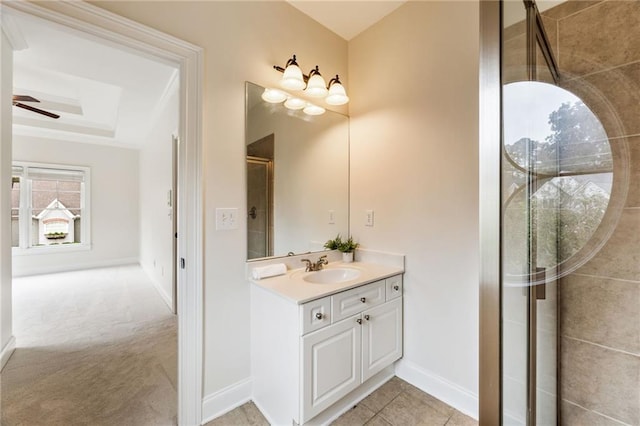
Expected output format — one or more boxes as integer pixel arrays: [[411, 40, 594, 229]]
[[501, 1, 559, 424]]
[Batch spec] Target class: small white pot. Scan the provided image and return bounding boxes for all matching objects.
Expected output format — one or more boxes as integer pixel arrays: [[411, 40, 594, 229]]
[[342, 252, 354, 263]]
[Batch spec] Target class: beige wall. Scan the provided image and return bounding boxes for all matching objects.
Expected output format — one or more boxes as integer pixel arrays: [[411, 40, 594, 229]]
[[541, 1, 640, 424], [139, 76, 178, 310], [89, 0, 348, 398], [349, 0, 480, 410]]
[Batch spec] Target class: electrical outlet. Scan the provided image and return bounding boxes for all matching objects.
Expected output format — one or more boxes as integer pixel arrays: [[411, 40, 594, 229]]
[[216, 208, 239, 230], [365, 210, 374, 227], [328, 210, 336, 224]]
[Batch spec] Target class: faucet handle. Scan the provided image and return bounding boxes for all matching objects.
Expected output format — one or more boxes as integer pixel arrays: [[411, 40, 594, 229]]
[[301, 258, 312, 271]]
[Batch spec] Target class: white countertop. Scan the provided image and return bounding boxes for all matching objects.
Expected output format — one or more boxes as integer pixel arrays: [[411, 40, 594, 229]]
[[250, 261, 404, 304]]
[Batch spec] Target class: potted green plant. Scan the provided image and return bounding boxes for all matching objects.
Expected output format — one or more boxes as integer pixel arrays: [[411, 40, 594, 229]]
[[338, 236, 359, 263]]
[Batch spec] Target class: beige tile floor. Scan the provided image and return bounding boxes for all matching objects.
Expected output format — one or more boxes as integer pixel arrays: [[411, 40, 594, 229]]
[[1, 265, 177, 426], [206, 377, 477, 426]]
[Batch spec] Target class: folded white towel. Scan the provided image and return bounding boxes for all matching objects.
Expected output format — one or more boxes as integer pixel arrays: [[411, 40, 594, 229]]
[[252, 263, 287, 280]]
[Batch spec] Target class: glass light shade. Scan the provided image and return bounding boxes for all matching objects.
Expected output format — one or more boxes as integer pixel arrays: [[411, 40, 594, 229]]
[[284, 97, 306, 110], [305, 73, 328, 97], [303, 103, 325, 116], [261, 88, 287, 103], [325, 82, 350, 105], [280, 64, 306, 90]]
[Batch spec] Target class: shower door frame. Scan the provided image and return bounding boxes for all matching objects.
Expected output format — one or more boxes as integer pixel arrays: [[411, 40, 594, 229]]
[[479, 0, 561, 424], [479, 1, 502, 423]]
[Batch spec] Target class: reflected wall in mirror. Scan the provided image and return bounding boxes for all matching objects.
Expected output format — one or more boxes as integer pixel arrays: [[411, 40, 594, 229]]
[[245, 82, 349, 260]]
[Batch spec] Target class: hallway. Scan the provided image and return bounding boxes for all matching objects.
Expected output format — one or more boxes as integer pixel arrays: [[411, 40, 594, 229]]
[[1, 265, 177, 425]]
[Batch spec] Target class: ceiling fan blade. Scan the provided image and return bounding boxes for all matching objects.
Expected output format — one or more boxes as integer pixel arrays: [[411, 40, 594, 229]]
[[13, 102, 60, 119], [12, 95, 40, 103]]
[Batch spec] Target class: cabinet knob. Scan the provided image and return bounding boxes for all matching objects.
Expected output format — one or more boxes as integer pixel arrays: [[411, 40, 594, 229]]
[[360, 297, 366, 303], [393, 285, 399, 291], [364, 315, 370, 321], [356, 318, 362, 325], [315, 312, 323, 320]]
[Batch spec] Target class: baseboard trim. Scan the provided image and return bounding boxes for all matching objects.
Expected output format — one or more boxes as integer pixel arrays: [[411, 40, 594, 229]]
[[395, 359, 478, 420], [142, 265, 173, 311], [12, 257, 139, 277], [0, 336, 16, 371], [201, 378, 252, 425], [150, 278, 173, 311]]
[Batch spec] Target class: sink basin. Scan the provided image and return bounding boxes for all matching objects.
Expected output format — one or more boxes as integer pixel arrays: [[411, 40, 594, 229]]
[[303, 268, 361, 284]]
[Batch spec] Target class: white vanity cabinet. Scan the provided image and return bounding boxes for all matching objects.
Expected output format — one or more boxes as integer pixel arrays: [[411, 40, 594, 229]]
[[251, 274, 403, 425], [302, 297, 402, 421]]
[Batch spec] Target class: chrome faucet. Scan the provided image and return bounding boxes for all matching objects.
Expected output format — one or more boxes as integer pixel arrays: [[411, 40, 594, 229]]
[[301, 255, 328, 272]]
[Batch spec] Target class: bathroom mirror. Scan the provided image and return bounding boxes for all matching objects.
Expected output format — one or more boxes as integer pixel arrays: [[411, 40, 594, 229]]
[[245, 82, 349, 260]]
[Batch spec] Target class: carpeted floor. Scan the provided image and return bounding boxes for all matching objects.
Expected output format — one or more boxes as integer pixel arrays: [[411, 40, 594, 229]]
[[1, 265, 177, 426]]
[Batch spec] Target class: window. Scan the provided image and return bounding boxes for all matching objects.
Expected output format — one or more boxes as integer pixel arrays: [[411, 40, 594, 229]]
[[12, 162, 90, 252], [503, 82, 614, 281]]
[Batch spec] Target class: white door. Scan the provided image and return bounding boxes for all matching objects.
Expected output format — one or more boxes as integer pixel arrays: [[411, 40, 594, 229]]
[[301, 315, 362, 423], [362, 298, 403, 382]]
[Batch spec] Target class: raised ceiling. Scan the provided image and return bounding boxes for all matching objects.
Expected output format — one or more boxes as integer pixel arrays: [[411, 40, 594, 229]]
[[287, 1, 407, 41], [5, 9, 178, 149]]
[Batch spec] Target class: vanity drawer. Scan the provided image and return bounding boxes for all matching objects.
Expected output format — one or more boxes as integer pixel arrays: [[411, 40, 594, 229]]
[[385, 275, 403, 301], [331, 280, 385, 322], [300, 296, 331, 335]]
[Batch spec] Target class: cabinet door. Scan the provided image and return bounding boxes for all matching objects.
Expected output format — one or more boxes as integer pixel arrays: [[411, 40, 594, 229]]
[[301, 316, 362, 423], [362, 298, 403, 382]]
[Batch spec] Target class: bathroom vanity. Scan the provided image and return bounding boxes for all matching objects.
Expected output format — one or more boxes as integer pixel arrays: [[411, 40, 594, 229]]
[[250, 259, 403, 425]]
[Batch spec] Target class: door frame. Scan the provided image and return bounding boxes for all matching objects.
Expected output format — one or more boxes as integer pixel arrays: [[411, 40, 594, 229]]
[[1, 2, 204, 425], [478, 0, 502, 425]]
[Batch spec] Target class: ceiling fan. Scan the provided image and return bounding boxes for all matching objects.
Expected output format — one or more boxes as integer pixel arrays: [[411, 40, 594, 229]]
[[12, 95, 60, 119]]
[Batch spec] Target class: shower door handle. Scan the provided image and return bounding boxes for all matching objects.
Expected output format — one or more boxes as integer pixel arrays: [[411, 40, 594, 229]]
[[535, 267, 546, 300]]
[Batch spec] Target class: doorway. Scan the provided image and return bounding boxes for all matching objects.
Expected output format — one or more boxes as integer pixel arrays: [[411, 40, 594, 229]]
[[1, 2, 204, 424]]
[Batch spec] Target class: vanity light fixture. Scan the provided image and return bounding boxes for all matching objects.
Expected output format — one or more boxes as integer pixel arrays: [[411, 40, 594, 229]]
[[273, 54, 349, 105], [279, 55, 306, 90], [325, 75, 350, 106], [304, 66, 328, 98]]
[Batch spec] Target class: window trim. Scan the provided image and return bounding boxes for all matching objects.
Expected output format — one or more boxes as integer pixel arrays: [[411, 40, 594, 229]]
[[12, 161, 91, 255]]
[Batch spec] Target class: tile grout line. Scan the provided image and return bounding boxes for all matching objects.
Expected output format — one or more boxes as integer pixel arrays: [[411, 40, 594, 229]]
[[563, 336, 640, 357], [374, 391, 406, 426], [568, 271, 640, 284], [562, 399, 633, 426]]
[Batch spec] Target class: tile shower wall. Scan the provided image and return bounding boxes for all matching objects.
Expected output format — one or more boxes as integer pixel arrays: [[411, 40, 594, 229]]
[[541, 1, 640, 424]]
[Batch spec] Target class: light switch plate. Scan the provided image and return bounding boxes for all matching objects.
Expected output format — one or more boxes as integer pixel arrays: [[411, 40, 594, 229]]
[[365, 210, 374, 227], [328, 210, 336, 224], [216, 208, 238, 230]]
